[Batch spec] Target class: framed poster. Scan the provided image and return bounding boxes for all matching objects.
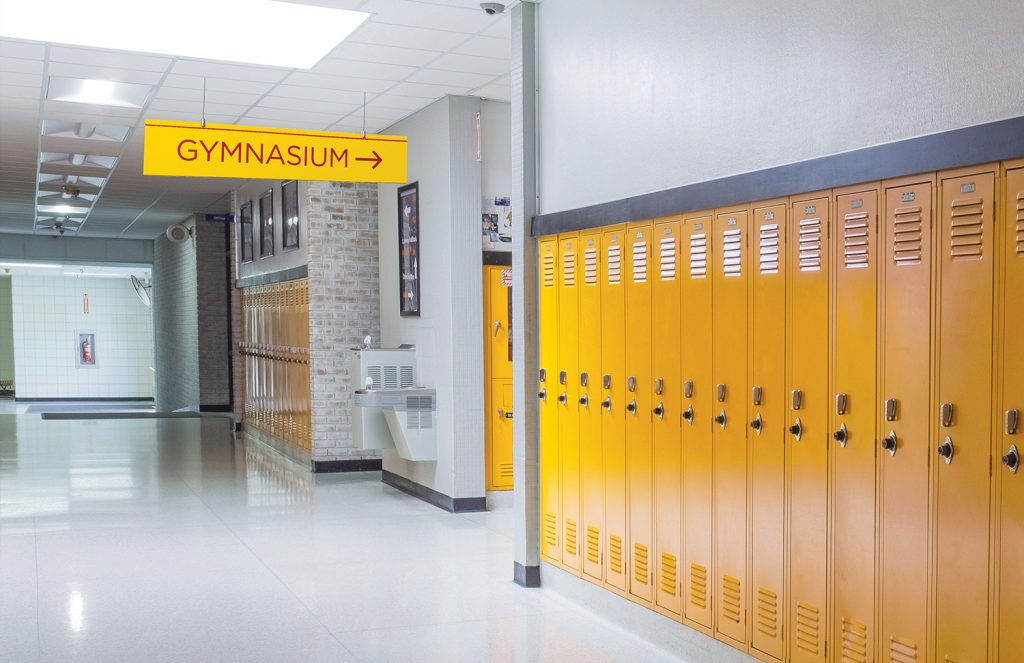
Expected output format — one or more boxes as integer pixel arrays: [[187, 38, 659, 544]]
[[397, 182, 420, 317], [282, 180, 300, 251], [77, 331, 97, 368], [240, 201, 254, 263], [259, 188, 275, 258]]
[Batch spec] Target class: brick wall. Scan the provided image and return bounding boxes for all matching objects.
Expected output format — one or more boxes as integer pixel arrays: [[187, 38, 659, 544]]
[[152, 218, 199, 411], [228, 193, 245, 424], [194, 219, 231, 408]]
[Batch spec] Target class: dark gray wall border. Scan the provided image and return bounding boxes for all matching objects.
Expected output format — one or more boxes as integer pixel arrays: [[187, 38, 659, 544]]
[[514, 562, 541, 588], [381, 469, 487, 513], [235, 264, 308, 289], [483, 251, 513, 266], [17, 397, 154, 403], [312, 458, 383, 473], [532, 115, 1024, 236]]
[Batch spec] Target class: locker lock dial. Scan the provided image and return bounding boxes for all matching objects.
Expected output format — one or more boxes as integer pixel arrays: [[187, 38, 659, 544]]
[[882, 431, 897, 456], [579, 394, 589, 408], [558, 391, 567, 405], [627, 400, 637, 415], [937, 436, 954, 464], [653, 402, 664, 419], [715, 409, 727, 429], [789, 418, 803, 441], [537, 388, 547, 401], [682, 406, 694, 424], [1002, 444, 1020, 474], [833, 423, 848, 447], [750, 413, 762, 434], [601, 397, 612, 410]]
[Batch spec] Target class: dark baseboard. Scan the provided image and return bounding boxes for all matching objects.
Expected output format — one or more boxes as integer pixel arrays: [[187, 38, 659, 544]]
[[483, 250, 512, 266], [16, 397, 154, 403], [312, 458, 383, 473], [233, 421, 243, 432], [381, 469, 487, 513], [514, 562, 541, 588], [199, 404, 232, 413]]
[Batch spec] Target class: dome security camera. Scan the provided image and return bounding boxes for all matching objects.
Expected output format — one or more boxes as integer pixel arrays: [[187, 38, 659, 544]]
[[480, 2, 504, 15]]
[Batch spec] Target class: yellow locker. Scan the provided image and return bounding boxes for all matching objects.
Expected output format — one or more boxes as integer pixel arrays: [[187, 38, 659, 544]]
[[538, 236, 561, 564], [626, 221, 655, 604], [934, 167, 995, 663], [996, 163, 1024, 660], [830, 185, 878, 663], [749, 200, 788, 662], [559, 233, 582, 573], [601, 227, 629, 594], [653, 218, 683, 616], [484, 266, 513, 491], [712, 207, 750, 647], [579, 232, 604, 582], [878, 177, 934, 662], [681, 212, 715, 632], [787, 194, 830, 663], [488, 380, 514, 490]]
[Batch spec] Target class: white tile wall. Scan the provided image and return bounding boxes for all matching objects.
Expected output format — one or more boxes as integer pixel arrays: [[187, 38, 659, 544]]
[[11, 275, 154, 399]]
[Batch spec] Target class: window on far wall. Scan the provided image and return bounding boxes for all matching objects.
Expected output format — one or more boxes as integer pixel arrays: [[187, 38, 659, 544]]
[[259, 189, 275, 258]]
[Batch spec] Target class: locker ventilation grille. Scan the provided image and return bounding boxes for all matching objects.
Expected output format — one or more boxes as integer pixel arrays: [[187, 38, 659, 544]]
[[841, 617, 868, 663], [607, 244, 622, 284], [498, 463, 513, 479], [586, 526, 600, 565], [631, 241, 648, 283], [660, 553, 678, 596], [799, 217, 823, 271], [633, 544, 649, 584], [759, 224, 780, 274], [795, 601, 821, 655], [563, 250, 576, 286], [659, 236, 677, 280], [689, 563, 708, 608], [543, 512, 557, 548], [893, 205, 924, 266], [689, 233, 708, 278], [584, 247, 598, 286], [949, 197, 984, 261], [609, 535, 623, 575], [889, 636, 919, 662], [843, 212, 870, 268], [756, 588, 779, 639], [542, 253, 555, 287], [1015, 193, 1024, 255], [721, 575, 741, 623], [722, 228, 742, 277], [565, 519, 577, 556]]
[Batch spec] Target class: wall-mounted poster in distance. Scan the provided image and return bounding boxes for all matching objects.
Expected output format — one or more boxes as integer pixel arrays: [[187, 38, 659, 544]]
[[240, 201, 254, 263], [282, 180, 300, 250], [259, 189, 275, 258], [398, 182, 420, 317], [77, 332, 97, 367]]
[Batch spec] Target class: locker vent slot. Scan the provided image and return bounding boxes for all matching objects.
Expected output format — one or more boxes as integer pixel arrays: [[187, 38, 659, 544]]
[[893, 205, 924, 266], [721, 575, 742, 623], [543, 512, 557, 548], [689, 233, 707, 278], [583, 247, 598, 286], [631, 241, 648, 283], [586, 526, 600, 565], [607, 244, 622, 284], [841, 617, 868, 663], [659, 236, 677, 280], [633, 544, 649, 584], [542, 253, 555, 287], [498, 463, 513, 479], [689, 563, 708, 608], [563, 250, 576, 286], [843, 211, 870, 268], [1015, 193, 1024, 255], [758, 223, 780, 274], [794, 601, 821, 655], [756, 588, 778, 639], [889, 636, 919, 662], [659, 553, 678, 596], [949, 197, 984, 261], [609, 535, 623, 575], [721, 228, 742, 277], [798, 217, 822, 271], [565, 519, 577, 556]]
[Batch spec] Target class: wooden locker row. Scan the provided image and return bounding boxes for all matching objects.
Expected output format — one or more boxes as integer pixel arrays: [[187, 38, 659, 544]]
[[537, 158, 1023, 662]]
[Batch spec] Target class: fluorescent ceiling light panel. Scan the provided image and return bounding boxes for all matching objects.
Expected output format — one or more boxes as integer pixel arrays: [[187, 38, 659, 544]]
[[40, 152, 119, 169], [41, 120, 131, 143], [0, 262, 62, 269], [0, 0, 370, 69], [47, 77, 152, 108]]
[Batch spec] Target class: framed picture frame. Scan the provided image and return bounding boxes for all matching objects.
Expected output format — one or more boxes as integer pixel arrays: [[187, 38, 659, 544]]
[[397, 182, 420, 317], [76, 331, 97, 368], [259, 188, 275, 258], [282, 180, 300, 251], [240, 201, 254, 263]]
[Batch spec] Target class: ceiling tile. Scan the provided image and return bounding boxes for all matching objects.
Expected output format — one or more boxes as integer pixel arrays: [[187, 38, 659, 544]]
[[271, 83, 370, 104], [171, 60, 289, 83], [161, 74, 277, 95], [311, 58, 417, 81], [479, 13, 511, 38], [0, 56, 44, 75], [406, 68, 495, 88], [361, 0, 494, 33], [0, 70, 41, 88], [327, 42, 439, 67], [429, 53, 508, 76], [0, 83, 39, 99], [48, 46, 172, 72], [0, 39, 45, 60], [452, 35, 511, 60], [350, 23, 469, 51], [366, 94, 439, 111], [279, 72, 393, 94], [388, 81, 469, 98], [472, 81, 510, 102], [257, 95, 360, 116], [46, 62, 166, 85], [154, 86, 262, 106]]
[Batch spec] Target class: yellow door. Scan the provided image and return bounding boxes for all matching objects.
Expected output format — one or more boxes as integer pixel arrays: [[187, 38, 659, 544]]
[[484, 266, 514, 491], [787, 194, 830, 663], [997, 164, 1024, 661], [712, 208, 750, 647], [831, 186, 878, 663], [538, 236, 561, 564], [579, 232, 604, 582], [601, 227, 629, 594], [879, 177, 934, 663], [653, 218, 683, 616], [626, 221, 655, 603], [559, 233, 582, 573], [749, 201, 788, 661], [489, 380, 514, 489], [934, 168, 995, 663], [681, 212, 715, 632]]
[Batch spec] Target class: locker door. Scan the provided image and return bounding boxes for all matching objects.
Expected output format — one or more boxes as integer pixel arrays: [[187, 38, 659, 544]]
[[831, 187, 878, 663], [626, 222, 655, 603], [935, 169, 995, 663], [559, 234, 582, 573], [486, 266, 513, 381], [538, 237, 561, 564], [484, 266, 514, 491], [489, 380, 514, 489], [601, 228, 629, 593], [750, 201, 788, 661], [681, 213, 715, 632], [579, 232, 604, 582], [996, 165, 1024, 660], [879, 179, 933, 663], [713, 208, 750, 646], [787, 195, 830, 663], [653, 218, 683, 616]]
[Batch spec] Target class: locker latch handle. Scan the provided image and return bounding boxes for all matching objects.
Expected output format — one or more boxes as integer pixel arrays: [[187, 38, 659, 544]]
[[884, 398, 898, 422], [682, 406, 694, 424], [937, 436, 954, 464], [559, 371, 567, 385], [1002, 444, 1020, 474], [792, 389, 803, 410], [653, 402, 664, 419], [537, 388, 547, 401], [627, 376, 637, 393], [492, 320, 502, 337], [627, 400, 637, 415], [789, 418, 803, 441], [833, 423, 848, 447], [1007, 409, 1020, 436], [579, 394, 589, 408], [539, 368, 547, 382], [882, 431, 897, 456], [558, 391, 567, 405], [715, 409, 727, 429], [751, 386, 762, 406], [654, 378, 664, 395], [580, 372, 589, 387], [602, 374, 612, 390], [750, 413, 762, 434], [601, 397, 612, 411], [683, 380, 694, 399], [498, 409, 513, 419], [716, 384, 727, 402], [940, 402, 954, 428], [835, 393, 848, 415]]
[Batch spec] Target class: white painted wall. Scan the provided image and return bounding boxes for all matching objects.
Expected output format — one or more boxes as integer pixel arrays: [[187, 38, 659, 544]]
[[536, 0, 1024, 213], [482, 100, 512, 200], [12, 275, 154, 399]]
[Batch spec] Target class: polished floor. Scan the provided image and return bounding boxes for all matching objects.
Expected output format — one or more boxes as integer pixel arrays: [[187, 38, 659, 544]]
[[0, 413, 743, 662]]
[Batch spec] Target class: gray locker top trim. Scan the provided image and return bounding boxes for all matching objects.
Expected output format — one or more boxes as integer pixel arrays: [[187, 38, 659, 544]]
[[531, 115, 1024, 237]]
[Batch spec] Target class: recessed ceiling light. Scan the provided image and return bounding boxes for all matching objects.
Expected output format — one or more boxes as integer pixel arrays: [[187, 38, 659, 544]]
[[47, 77, 152, 108], [0, 0, 370, 69], [40, 152, 119, 169], [0, 262, 62, 269], [41, 120, 131, 143]]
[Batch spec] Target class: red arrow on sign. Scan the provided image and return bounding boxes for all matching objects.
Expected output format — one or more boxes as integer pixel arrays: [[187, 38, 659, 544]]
[[355, 150, 383, 169]]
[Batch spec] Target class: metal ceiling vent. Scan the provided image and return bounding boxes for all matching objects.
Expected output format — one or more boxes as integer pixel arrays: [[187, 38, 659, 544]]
[[165, 223, 192, 244]]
